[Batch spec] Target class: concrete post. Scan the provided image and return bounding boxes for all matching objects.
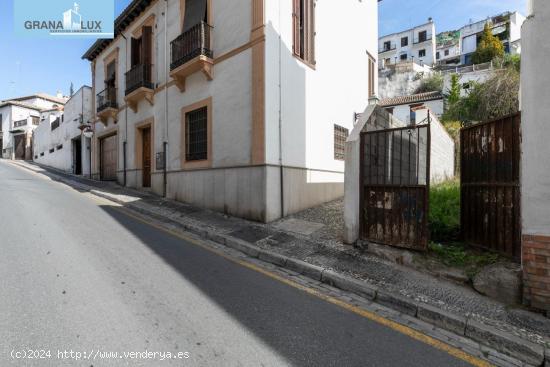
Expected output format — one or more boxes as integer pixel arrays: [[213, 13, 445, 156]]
[[520, 0, 550, 311]]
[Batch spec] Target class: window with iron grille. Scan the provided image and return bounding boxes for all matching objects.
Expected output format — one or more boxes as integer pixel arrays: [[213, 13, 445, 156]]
[[32, 116, 40, 126], [419, 49, 426, 58], [334, 124, 349, 161], [185, 106, 208, 161]]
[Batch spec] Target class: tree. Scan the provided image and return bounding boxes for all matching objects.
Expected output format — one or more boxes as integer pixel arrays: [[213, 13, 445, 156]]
[[471, 23, 504, 64], [70, 82, 74, 97], [446, 74, 461, 106]]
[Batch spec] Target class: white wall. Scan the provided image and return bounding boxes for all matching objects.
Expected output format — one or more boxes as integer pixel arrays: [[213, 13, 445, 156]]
[[1, 105, 40, 159], [265, 0, 377, 171], [521, 0, 550, 235], [386, 99, 444, 123], [33, 87, 92, 173]]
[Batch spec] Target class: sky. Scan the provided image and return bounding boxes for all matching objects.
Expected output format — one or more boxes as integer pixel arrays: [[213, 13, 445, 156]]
[[0, 0, 527, 101]]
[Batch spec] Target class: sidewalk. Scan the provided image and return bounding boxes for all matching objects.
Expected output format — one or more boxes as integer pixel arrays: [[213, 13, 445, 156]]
[[9, 159, 550, 366]]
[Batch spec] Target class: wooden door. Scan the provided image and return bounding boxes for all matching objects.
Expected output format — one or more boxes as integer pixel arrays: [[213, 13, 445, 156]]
[[142, 127, 151, 188], [14, 134, 25, 160], [100, 134, 117, 181]]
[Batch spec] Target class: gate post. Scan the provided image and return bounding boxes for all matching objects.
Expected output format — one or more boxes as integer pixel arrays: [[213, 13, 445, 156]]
[[520, 0, 550, 311]]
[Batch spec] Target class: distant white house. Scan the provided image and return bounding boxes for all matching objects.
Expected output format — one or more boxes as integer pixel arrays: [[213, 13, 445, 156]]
[[379, 19, 437, 68], [379, 91, 444, 124], [460, 11, 525, 65], [33, 86, 93, 176], [436, 30, 461, 66], [0, 93, 68, 160]]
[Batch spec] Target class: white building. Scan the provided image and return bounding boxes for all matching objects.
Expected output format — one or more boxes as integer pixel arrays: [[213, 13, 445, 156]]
[[378, 20, 437, 68], [33, 86, 93, 176], [379, 91, 444, 124], [460, 11, 525, 65], [0, 94, 67, 160], [436, 30, 461, 66], [82, 0, 380, 222]]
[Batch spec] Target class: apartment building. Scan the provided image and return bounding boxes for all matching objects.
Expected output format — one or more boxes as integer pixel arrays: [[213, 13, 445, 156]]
[[378, 19, 436, 68], [460, 11, 525, 65], [33, 86, 93, 176], [82, 0, 380, 222], [0, 94, 67, 160], [436, 30, 461, 66]]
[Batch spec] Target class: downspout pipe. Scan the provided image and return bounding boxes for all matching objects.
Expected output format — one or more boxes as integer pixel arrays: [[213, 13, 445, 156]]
[[163, 0, 169, 198], [278, 1, 284, 218], [121, 32, 129, 187]]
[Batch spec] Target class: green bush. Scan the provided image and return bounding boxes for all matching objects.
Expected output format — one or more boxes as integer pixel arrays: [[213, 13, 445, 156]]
[[414, 73, 444, 94], [429, 179, 460, 242]]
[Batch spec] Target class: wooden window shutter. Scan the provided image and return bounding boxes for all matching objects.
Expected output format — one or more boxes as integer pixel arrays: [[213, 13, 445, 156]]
[[293, 0, 302, 57], [307, 0, 315, 64], [141, 26, 153, 66]]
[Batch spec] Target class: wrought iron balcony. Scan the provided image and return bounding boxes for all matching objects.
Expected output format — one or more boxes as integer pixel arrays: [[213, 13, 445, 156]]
[[97, 87, 118, 113], [169, 22, 214, 92], [170, 22, 213, 71], [125, 63, 154, 96], [96, 86, 118, 124], [413, 36, 433, 45], [379, 44, 396, 53]]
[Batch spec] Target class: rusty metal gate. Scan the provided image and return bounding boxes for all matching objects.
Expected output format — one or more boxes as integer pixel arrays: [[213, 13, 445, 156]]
[[460, 113, 521, 260], [360, 123, 431, 251]]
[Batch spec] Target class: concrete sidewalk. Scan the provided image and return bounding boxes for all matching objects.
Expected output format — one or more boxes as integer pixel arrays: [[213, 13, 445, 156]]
[[8, 159, 550, 367]]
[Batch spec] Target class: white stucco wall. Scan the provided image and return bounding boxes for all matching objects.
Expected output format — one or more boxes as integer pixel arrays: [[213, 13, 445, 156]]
[[264, 0, 378, 172], [521, 0, 550, 236], [33, 87, 92, 174], [385, 99, 444, 124]]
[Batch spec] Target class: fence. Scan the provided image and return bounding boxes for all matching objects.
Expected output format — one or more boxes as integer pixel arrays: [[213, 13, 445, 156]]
[[460, 113, 521, 260]]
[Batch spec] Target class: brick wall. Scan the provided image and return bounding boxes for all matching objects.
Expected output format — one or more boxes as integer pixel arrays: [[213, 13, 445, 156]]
[[523, 234, 550, 310]]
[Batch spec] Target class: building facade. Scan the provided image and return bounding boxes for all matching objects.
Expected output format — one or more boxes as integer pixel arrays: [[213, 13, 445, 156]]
[[0, 94, 67, 160], [83, 0, 379, 222], [460, 11, 525, 65], [33, 86, 93, 176], [379, 91, 444, 124], [378, 20, 436, 68]]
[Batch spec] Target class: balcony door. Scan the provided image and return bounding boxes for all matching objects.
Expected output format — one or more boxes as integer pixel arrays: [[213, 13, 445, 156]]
[[182, 0, 208, 32]]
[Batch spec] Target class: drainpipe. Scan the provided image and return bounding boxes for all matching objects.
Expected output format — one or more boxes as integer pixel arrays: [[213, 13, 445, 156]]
[[163, 0, 169, 198], [278, 1, 284, 218], [121, 32, 129, 187]]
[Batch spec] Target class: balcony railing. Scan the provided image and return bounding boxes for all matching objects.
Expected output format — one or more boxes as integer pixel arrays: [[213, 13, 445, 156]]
[[170, 21, 213, 71], [97, 87, 118, 113], [125, 63, 154, 95], [379, 44, 396, 53], [413, 36, 433, 44]]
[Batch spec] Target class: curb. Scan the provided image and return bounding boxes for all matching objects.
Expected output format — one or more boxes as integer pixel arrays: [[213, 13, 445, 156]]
[[11, 160, 547, 367]]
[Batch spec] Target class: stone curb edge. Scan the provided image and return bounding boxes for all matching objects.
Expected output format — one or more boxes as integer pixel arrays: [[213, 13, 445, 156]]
[[10, 161, 547, 367]]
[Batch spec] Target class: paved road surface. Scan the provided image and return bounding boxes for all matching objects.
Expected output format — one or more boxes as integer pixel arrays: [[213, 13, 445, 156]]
[[0, 160, 473, 366]]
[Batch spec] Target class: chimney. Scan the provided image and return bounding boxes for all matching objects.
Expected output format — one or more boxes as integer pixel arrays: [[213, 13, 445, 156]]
[[56, 91, 63, 99]]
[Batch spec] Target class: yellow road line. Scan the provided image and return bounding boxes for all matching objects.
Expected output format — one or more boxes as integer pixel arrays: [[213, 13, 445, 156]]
[[110, 204, 492, 367]]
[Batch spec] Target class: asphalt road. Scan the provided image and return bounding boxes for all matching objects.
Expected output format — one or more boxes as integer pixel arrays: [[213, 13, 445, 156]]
[[0, 160, 474, 367]]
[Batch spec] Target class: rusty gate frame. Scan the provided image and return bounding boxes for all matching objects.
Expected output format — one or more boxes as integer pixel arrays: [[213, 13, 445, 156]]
[[359, 119, 431, 251], [460, 112, 521, 261]]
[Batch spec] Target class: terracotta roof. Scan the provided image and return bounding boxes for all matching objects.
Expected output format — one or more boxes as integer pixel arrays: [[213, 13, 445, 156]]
[[82, 0, 154, 61], [379, 91, 443, 107], [12, 93, 68, 105]]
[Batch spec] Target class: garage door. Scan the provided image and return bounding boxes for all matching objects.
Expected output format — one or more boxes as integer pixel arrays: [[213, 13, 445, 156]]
[[100, 134, 117, 181]]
